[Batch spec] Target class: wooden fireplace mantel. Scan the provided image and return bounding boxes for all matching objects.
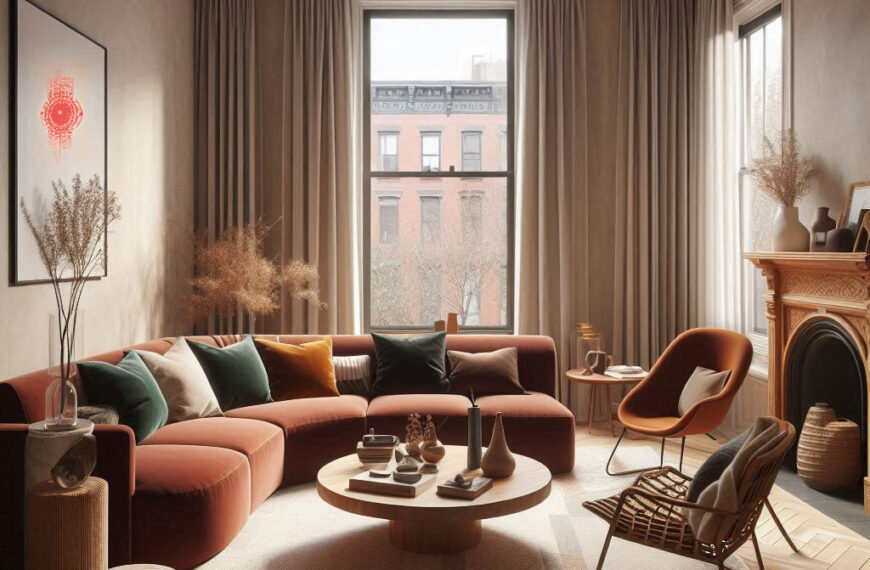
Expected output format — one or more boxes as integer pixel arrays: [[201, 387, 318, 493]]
[[744, 251, 870, 511]]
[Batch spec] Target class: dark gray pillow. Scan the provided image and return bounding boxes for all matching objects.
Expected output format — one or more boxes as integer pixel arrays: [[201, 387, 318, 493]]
[[371, 332, 449, 396], [687, 428, 751, 502]]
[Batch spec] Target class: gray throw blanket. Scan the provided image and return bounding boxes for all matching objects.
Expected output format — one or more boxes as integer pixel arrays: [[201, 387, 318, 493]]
[[686, 416, 786, 543]]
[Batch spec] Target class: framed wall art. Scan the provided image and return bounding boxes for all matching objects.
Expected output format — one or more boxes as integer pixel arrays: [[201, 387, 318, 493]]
[[840, 180, 870, 241], [11, 0, 107, 284]]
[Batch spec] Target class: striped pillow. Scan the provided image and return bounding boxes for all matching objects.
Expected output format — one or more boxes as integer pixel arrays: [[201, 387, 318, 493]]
[[333, 355, 372, 397]]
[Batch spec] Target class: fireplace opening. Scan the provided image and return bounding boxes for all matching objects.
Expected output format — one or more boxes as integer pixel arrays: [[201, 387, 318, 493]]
[[785, 318, 867, 474]]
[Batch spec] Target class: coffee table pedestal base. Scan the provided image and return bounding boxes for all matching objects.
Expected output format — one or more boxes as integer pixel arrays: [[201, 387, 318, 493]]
[[389, 519, 482, 554]]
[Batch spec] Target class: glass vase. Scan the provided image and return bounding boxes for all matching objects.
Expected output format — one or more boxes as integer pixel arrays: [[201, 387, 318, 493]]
[[45, 312, 81, 430]]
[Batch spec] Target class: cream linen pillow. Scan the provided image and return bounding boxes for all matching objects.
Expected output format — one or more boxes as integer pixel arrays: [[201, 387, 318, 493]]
[[137, 337, 223, 422], [677, 366, 731, 416]]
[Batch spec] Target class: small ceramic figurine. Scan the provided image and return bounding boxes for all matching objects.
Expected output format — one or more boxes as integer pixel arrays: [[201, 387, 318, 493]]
[[420, 414, 446, 463], [394, 449, 421, 473], [447, 473, 474, 489], [404, 413, 423, 457]]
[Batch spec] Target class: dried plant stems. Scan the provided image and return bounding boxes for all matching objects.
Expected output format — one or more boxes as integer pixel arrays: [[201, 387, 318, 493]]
[[20, 174, 120, 416], [751, 128, 816, 208], [186, 220, 326, 330]]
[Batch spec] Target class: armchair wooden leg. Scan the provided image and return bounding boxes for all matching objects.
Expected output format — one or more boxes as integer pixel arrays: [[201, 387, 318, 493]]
[[596, 528, 614, 570], [752, 530, 765, 570], [764, 498, 799, 552]]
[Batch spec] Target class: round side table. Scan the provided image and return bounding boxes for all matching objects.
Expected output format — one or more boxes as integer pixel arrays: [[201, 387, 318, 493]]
[[565, 370, 645, 436]]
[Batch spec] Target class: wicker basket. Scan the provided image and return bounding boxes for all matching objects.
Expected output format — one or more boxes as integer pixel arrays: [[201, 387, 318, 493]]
[[797, 403, 862, 491]]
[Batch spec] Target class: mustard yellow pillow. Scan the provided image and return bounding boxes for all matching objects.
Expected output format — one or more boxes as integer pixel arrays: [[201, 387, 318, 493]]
[[254, 337, 339, 400]]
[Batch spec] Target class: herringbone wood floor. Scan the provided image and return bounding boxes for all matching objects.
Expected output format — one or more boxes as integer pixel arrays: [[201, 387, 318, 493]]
[[579, 424, 870, 569]]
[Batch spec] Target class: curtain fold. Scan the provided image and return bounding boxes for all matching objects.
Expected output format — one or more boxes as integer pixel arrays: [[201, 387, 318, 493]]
[[194, 0, 258, 333], [272, 0, 355, 334], [195, 0, 355, 335], [612, 0, 736, 369], [517, 0, 589, 407]]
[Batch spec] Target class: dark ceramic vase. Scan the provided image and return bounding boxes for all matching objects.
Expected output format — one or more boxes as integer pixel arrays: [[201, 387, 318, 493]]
[[825, 227, 854, 252], [811, 207, 837, 251]]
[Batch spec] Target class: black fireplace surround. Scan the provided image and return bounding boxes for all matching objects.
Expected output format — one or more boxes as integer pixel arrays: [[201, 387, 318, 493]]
[[786, 318, 867, 469]]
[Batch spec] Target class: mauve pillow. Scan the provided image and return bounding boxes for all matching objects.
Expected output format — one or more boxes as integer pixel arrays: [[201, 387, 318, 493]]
[[371, 332, 449, 396], [677, 366, 732, 416], [448, 348, 525, 396]]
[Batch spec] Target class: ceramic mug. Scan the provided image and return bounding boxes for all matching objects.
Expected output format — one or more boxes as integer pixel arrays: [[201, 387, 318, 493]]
[[585, 350, 608, 374]]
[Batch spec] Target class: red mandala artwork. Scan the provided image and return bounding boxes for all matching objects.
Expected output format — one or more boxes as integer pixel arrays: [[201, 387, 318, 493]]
[[40, 70, 84, 163]]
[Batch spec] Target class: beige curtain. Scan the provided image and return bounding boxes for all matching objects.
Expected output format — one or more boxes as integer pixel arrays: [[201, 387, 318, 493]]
[[194, 0, 259, 333], [260, 0, 355, 334], [517, 0, 589, 407], [612, 0, 735, 368], [195, 0, 355, 334]]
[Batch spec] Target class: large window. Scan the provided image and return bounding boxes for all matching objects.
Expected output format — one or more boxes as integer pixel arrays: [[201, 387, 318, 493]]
[[738, 5, 783, 336], [364, 11, 514, 331]]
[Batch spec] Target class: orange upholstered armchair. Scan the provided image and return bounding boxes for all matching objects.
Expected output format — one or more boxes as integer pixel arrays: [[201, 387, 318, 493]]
[[606, 328, 753, 476]]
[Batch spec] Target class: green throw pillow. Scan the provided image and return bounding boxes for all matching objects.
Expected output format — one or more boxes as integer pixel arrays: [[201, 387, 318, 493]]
[[186, 336, 272, 410], [77, 352, 169, 443], [371, 332, 449, 396]]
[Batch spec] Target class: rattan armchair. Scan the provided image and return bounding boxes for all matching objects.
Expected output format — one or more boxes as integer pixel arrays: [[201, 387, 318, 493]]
[[585, 420, 797, 570]]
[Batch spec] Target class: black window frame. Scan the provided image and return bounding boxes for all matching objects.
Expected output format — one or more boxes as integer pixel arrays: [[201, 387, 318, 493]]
[[363, 9, 515, 334]]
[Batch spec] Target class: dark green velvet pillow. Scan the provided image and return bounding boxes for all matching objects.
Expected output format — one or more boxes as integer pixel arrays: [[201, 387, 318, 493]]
[[77, 351, 168, 443], [371, 332, 449, 396], [186, 336, 272, 410]]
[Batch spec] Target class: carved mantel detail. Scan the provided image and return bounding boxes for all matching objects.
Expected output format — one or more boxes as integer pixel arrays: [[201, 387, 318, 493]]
[[744, 252, 870, 512]]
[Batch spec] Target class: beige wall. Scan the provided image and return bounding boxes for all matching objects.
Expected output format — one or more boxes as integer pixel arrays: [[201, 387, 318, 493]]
[[794, 0, 870, 225], [0, 0, 194, 378]]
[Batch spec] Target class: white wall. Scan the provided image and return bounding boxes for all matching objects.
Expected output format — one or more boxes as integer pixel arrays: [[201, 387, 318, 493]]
[[0, 0, 194, 378]]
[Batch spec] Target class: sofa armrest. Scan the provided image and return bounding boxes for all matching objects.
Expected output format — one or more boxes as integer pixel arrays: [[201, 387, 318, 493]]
[[0, 423, 135, 568], [93, 423, 136, 567]]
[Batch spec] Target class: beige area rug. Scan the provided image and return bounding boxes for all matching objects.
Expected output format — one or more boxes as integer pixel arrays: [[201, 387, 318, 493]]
[[199, 444, 749, 570]]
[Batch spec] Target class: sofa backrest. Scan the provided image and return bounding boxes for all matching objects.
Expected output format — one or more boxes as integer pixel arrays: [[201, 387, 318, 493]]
[[0, 334, 556, 423]]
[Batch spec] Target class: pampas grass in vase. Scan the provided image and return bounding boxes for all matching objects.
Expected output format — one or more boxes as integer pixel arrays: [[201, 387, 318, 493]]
[[751, 128, 816, 252]]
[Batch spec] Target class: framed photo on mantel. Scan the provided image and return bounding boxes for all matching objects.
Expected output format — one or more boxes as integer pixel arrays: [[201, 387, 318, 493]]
[[841, 181, 870, 241], [10, 0, 107, 285]]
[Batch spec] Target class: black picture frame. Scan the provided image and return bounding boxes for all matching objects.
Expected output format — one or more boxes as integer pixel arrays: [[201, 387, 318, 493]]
[[10, 0, 108, 285]]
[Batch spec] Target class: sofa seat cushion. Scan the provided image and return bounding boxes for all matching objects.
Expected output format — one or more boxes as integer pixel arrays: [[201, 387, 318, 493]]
[[476, 392, 575, 474], [141, 417, 283, 510], [366, 394, 473, 445], [226, 396, 368, 485], [133, 444, 250, 569]]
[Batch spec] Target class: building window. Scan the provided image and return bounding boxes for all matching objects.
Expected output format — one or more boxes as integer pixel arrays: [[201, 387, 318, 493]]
[[462, 131, 482, 171], [420, 196, 441, 243], [421, 133, 441, 171], [379, 132, 398, 171], [365, 11, 514, 331], [378, 196, 399, 244], [461, 192, 483, 240], [739, 5, 782, 337]]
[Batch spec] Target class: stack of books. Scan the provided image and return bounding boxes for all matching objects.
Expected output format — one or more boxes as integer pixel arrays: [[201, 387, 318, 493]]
[[349, 471, 436, 497], [604, 365, 647, 380], [355, 437, 398, 464]]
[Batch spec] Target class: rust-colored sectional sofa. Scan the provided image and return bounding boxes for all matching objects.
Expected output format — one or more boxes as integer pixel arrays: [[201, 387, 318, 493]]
[[0, 334, 574, 569]]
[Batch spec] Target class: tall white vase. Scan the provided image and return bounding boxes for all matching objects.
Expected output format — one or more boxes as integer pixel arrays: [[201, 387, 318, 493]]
[[772, 206, 810, 252]]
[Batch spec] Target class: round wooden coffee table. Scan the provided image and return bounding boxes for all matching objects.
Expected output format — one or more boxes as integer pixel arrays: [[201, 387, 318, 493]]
[[316, 445, 551, 554]]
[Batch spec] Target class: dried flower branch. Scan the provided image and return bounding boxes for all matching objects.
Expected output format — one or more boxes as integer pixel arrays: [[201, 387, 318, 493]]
[[751, 128, 816, 207], [20, 174, 120, 418], [186, 220, 326, 325]]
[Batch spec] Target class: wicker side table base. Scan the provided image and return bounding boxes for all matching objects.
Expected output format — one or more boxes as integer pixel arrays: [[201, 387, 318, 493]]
[[26, 477, 108, 570]]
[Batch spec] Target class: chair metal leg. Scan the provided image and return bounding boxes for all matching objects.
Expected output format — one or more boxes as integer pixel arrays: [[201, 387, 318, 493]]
[[678, 436, 686, 471], [705, 432, 717, 440], [752, 530, 765, 570], [764, 498, 799, 552], [606, 428, 671, 476]]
